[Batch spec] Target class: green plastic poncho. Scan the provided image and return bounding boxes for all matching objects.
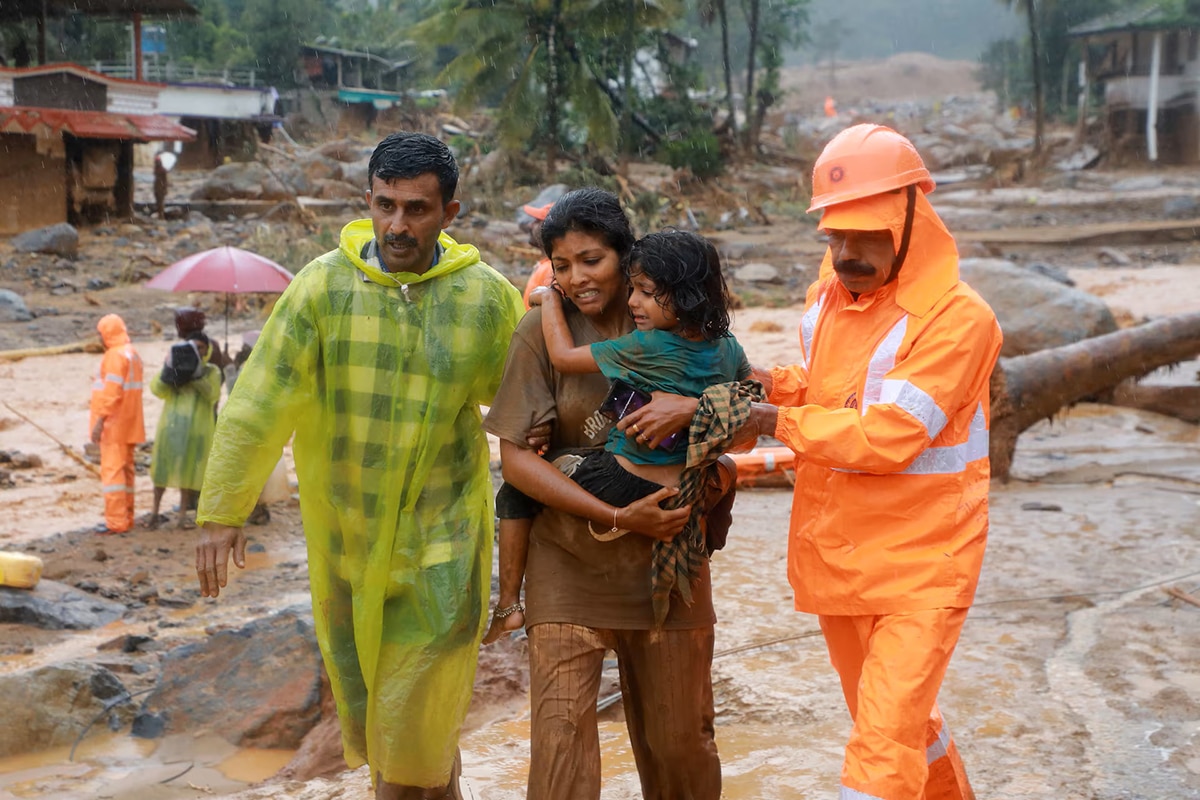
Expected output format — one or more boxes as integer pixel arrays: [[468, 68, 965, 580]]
[[197, 221, 523, 786], [149, 362, 221, 491]]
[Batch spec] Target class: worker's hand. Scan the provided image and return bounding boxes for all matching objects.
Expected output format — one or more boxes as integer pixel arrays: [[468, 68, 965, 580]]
[[749, 363, 774, 397], [618, 391, 696, 450], [525, 421, 553, 455], [730, 402, 780, 453], [90, 419, 104, 445], [195, 523, 247, 598], [620, 487, 691, 542]]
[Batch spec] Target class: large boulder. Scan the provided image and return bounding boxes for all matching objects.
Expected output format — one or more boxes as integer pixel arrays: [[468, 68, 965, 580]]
[[0, 662, 130, 756], [191, 162, 291, 202], [0, 580, 125, 629], [141, 607, 322, 748], [959, 258, 1118, 357], [12, 223, 79, 258]]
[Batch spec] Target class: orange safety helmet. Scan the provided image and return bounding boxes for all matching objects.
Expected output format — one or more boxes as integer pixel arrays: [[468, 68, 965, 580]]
[[808, 124, 935, 213]]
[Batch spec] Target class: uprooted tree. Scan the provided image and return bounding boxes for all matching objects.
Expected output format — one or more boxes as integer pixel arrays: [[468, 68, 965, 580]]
[[990, 311, 1200, 480]]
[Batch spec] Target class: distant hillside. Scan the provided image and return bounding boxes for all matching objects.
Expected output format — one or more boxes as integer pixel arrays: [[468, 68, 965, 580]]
[[804, 0, 1023, 62], [777, 51, 985, 116]]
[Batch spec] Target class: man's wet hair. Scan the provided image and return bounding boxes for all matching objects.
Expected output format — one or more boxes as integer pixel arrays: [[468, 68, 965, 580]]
[[367, 132, 459, 206], [628, 229, 733, 340], [541, 187, 635, 261]]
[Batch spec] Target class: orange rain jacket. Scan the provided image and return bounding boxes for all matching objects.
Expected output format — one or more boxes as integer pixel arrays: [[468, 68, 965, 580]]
[[770, 189, 1002, 616], [90, 314, 145, 444]]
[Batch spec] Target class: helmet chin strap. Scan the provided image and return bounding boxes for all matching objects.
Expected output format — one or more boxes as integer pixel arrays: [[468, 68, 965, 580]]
[[893, 184, 917, 271]]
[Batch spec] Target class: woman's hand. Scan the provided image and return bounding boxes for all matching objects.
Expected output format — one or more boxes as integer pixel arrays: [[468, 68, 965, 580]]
[[617, 391, 698, 450], [619, 487, 691, 541], [525, 421, 553, 455]]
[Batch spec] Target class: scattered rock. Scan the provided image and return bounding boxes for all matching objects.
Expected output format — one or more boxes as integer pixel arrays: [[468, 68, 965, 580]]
[[191, 162, 291, 202], [7, 452, 43, 469], [1021, 502, 1063, 512], [1026, 262, 1075, 287], [959, 258, 1118, 357], [735, 262, 783, 284], [0, 580, 126, 630], [11, 223, 79, 258], [1097, 247, 1133, 266], [142, 607, 323, 748], [0, 289, 33, 323], [1163, 195, 1199, 219], [0, 662, 130, 757]]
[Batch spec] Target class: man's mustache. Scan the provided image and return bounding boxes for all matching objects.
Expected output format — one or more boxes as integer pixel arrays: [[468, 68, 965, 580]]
[[833, 260, 876, 277], [384, 233, 418, 248]]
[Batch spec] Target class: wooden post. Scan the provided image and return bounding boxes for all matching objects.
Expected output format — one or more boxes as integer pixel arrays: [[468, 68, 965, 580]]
[[133, 13, 144, 81]]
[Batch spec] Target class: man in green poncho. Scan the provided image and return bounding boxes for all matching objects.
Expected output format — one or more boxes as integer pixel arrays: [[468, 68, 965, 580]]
[[194, 132, 524, 799]]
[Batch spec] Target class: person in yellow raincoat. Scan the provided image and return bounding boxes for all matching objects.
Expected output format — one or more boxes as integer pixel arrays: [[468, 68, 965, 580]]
[[742, 124, 1003, 800], [89, 313, 145, 534], [193, 132, 524, 799], [147, 325, 222, 530]]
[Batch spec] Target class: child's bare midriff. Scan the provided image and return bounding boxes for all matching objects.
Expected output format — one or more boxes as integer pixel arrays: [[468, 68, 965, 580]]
[[615, 454, 682, 489]]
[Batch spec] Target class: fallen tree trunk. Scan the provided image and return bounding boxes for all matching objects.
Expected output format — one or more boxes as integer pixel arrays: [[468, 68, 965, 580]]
[[1110, 380, 1200, 424], [991, 311, 1200, 480], [0, 339, 103, 362]]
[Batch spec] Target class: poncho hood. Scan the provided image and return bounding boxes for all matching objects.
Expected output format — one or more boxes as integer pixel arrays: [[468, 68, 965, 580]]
[[338, 219, 481, 287], [97, 314, 130, 348]]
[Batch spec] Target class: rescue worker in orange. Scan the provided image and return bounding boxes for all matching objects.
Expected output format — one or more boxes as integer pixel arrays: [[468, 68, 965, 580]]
[[520, 201, 554, 309], [90, 313, 146, 534], [743, 124, 1002, 800]]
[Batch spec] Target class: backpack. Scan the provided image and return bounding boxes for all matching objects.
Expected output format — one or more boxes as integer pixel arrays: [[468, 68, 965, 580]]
[[160, 341, 203, 387]]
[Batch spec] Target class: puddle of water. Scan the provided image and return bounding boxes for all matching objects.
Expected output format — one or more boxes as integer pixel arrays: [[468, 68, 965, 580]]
[[215, 747, 297, 784]]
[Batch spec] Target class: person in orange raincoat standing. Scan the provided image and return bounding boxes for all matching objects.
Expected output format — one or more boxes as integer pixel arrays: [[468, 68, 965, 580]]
[[742, 124, 1003, 800], [90, 314, 146, 534]]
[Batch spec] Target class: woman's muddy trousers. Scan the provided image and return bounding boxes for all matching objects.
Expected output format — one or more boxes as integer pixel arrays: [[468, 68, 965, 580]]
[[526, 622, 721, 800], [820, 608, 975, 800]]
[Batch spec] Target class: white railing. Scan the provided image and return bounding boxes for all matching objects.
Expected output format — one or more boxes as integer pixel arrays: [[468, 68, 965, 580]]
[[92, 61, 259, 87]]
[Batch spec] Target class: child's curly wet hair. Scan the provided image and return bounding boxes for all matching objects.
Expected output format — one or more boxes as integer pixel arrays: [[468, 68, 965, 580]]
[[626, 229, 733, 340]]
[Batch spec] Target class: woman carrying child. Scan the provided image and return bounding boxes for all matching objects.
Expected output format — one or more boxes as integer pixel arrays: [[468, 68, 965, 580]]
[[483, 188, 743, 800]]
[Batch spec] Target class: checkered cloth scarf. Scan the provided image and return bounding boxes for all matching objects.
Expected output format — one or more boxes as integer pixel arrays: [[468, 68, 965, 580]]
[[652, 378, 765, 625]]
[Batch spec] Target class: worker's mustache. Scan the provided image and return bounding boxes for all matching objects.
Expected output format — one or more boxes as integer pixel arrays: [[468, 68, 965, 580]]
[[833, 259, 876, 277], [383, 233, 419, 248]]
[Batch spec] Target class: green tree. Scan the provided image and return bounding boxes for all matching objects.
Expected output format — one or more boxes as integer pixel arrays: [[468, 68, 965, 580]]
[[240, 0, 329, 88], [742, 0, 808, 152], [421, 0, 674, 171]]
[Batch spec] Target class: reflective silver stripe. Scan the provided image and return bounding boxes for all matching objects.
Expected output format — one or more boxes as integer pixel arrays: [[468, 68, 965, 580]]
[[899, 404, 988, 476], [927, 721, 952, 764], [880, 379, 949, 440], [105, 374, 123, 384], [800, 297, 823, 369], [92, 380, 104, 390], [124, 381, 143, 390], [840, 786, 886, 800], [102, 484, 129, 493], [860, 316, 908, 410]]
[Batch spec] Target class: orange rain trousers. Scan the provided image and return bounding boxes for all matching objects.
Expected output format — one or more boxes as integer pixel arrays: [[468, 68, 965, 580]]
[[100, 442, 137, 532], [819, 608, 974, 800]]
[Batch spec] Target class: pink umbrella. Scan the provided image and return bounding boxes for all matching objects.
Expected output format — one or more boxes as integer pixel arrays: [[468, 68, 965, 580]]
[[146, 246, 294, 294], [146, 246, 294, 350]]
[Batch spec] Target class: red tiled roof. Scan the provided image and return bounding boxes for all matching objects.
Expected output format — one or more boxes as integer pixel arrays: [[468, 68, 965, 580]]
[[0, 62, 166, 90], [0, 105, 195, 141]]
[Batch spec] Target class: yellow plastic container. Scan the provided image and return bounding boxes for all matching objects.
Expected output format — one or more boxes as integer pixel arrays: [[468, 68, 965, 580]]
[[0, 551, 44, 590]]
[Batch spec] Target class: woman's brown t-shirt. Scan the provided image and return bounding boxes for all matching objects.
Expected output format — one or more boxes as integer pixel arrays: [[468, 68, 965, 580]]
[[484, 306, 715, 630]]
